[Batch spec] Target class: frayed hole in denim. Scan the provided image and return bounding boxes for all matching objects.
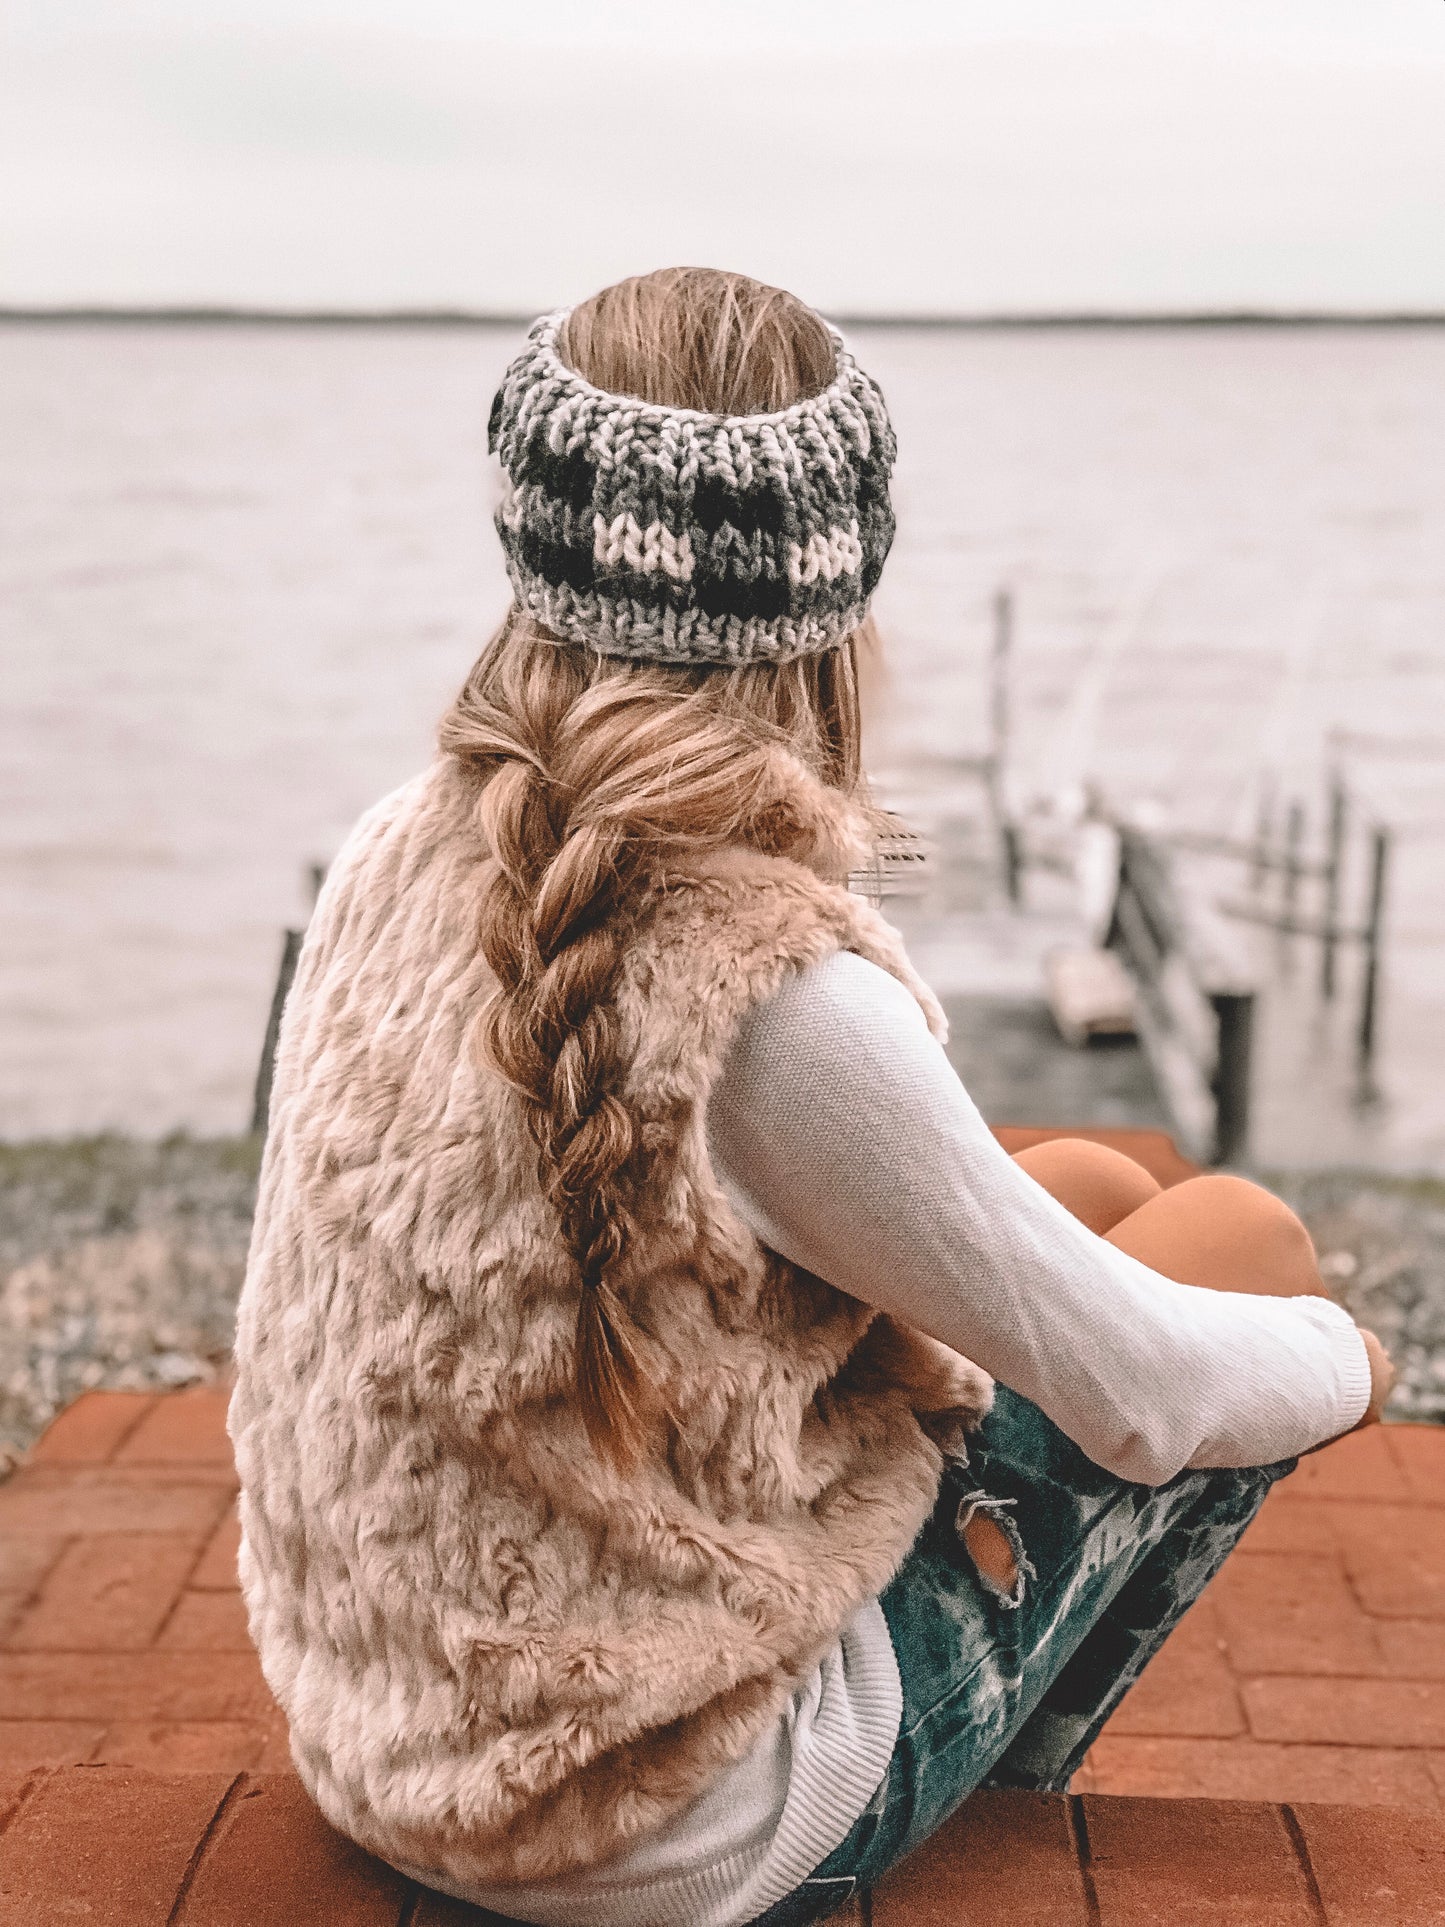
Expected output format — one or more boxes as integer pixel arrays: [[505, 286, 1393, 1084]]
[[955, 1490, 1034, 1609]]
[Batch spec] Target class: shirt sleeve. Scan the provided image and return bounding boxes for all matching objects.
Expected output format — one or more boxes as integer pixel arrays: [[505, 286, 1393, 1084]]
[[706, 949, 1373, 1485]]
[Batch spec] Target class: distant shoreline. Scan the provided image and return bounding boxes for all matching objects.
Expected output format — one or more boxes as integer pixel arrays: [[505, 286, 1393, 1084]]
[[3, 305, 1445, 330]]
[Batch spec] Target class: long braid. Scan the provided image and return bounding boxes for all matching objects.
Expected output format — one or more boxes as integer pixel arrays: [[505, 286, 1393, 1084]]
[[442, 613, 877, 1463], [467, 647, 655, 1458]]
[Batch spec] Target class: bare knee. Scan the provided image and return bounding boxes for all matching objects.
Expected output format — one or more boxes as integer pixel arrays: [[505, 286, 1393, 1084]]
[[1189, 1176, 1322, 1296], [1107, 1172, 1324, 1299], [1012, 1137, 1164, 1238]]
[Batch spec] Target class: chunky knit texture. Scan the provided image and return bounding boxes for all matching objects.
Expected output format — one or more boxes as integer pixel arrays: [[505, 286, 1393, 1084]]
[[228, 754, 991, 1893], [486, 309, 897, 664]]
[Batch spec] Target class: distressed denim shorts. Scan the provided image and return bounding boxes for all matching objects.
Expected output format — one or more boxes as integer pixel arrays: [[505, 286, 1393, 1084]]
[[753, 1385, 1295, 1926]]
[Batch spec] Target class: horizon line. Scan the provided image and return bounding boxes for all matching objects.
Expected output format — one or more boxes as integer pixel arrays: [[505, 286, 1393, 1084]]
[[3, 303, 1445, 329]]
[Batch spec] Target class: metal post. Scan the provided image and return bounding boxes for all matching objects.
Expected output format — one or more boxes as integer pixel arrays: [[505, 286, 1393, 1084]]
[[1357, 826, 1390, 1071], [251, 928, 304, 1138], [989, 589, 1021, 905], [1320, 772, 1347, 1000], [1209, 990, 1255, 1166], [307, 861, 328, 907]]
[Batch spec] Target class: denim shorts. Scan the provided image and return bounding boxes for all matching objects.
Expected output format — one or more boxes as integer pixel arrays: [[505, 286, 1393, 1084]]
[[753, 1385, 1295, 1926]]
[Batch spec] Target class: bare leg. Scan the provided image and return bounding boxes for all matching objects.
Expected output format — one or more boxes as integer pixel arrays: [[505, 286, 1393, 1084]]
[[1011, 1139, 1324, 1301], [1010, 1138, 1163, 1238], [1103, 1174, 1325, 1300]]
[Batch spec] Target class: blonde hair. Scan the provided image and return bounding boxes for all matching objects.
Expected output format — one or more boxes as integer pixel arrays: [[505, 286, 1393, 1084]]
[[441, 268, 880, 1463]]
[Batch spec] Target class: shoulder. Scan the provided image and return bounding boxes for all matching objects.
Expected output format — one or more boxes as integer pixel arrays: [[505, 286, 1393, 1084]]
[[753, 947, 929, 1033], [721, 949, 940, 1106]]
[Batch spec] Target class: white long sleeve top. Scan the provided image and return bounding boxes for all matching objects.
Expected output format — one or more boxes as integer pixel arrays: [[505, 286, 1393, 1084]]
[[452, 950, 1372, 1927]]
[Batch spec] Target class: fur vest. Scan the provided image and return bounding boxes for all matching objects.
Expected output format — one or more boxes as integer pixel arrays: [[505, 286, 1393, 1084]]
[[229, 753, 992, 1890]]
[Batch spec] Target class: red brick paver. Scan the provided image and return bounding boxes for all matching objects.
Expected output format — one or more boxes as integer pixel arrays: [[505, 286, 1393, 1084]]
[[1294, 1800, 1445, 1927], [0, 1766, 234, 1924], [0, 1771, 1440, 1925], [7, 1532, 204, 1651], [869, 1789, 1091, 1923], [1077, 1793, 1320, 1926], [26, 1391, 157, 1467], [1073, 1426, 1445, 1807]]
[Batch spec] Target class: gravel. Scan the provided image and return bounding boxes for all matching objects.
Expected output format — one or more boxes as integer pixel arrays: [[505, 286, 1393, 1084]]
[[0, 1134, 259, 1470], [0, 1137, 1439, 1473], [1266, 1168, 1445, 1426]]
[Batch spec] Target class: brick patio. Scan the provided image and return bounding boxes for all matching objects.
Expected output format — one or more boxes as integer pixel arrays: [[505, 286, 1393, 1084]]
[[2, 1385, 1443, 1920], [2, 1124, 1442, 1919]]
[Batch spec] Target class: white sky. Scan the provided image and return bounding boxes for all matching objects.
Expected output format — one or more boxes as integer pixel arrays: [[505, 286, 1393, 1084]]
[[3, 0, 1444, 314]]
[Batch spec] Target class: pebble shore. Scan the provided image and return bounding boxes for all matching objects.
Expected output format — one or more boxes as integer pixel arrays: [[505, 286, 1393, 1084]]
[[0, 1135, 259, 1470], [1, 1135, 1440, 1468], [1266, 1167, 1445, 1429]]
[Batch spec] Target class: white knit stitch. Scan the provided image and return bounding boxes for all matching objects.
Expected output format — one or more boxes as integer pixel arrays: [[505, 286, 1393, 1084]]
[[786, 523, 864, 587], [593, 512, 696, 581]]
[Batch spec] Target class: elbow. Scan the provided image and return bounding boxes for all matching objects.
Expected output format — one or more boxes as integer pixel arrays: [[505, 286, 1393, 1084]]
[[1094, 1424, 1191, 1488]]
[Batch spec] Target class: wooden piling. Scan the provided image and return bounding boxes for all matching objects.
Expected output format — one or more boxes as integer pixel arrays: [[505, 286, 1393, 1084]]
[[989, 588, 1021, 904], [250, 927, 303, 1138], [1281, 799, 1305, 928], [1249, 783, 1275, 894], [1320, 772, 1347, 1000], [1210, 990, 1255, 1166], [1357, 825, 1390, 1072]]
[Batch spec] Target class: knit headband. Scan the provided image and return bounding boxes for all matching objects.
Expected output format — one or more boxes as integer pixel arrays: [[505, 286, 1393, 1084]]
[[486, 307, 897, 666]]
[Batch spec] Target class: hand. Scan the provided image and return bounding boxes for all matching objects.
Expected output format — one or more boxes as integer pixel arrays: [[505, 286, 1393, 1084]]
[[1307, 1327, 1395, 1454], [1351, 1327, 1396, 1430]]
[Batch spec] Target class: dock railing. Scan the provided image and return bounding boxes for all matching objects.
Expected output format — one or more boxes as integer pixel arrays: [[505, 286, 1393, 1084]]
[[1163, 767, 1392, 1096], [1105, 822, 1256, 1166]]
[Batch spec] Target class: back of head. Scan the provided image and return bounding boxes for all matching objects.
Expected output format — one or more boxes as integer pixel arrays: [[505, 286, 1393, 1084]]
[[559, 265, 838, 415], [441, 267, 895, 1465]]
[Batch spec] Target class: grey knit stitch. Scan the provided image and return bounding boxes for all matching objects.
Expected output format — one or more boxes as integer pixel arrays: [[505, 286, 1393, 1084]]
[[486, 307, 898, 666]]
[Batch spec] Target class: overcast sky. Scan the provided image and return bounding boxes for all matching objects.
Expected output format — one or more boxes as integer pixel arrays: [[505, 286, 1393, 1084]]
[[3, 0, 1444, 315]]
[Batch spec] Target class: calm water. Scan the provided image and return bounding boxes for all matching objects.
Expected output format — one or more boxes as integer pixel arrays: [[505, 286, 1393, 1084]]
[[3, 320, 1444, 1164]]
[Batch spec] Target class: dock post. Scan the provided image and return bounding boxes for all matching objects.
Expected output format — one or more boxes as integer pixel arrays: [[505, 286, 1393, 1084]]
[[1001, 821, 1024, 905], [1357, 826, 1390, 1073], [1281, 799, 1305, 928], [1320, 772, 1347, 1000], [250, 928, 304, 1139], [989, 588, 1021, 903], [1249, 781, 1275, 894], [1209, 990, 1255, 1166]]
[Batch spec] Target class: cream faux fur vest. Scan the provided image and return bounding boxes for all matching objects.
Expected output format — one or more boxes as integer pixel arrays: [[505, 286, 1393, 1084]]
[[230, 753, 991, 1891]]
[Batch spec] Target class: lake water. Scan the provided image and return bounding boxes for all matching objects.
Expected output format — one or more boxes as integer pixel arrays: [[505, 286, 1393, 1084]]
[[4, 319, 1444, 1166]]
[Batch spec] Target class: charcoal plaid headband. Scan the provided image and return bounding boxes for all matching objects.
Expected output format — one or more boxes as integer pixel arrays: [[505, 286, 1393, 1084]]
[[486, 307, 897, 666]]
